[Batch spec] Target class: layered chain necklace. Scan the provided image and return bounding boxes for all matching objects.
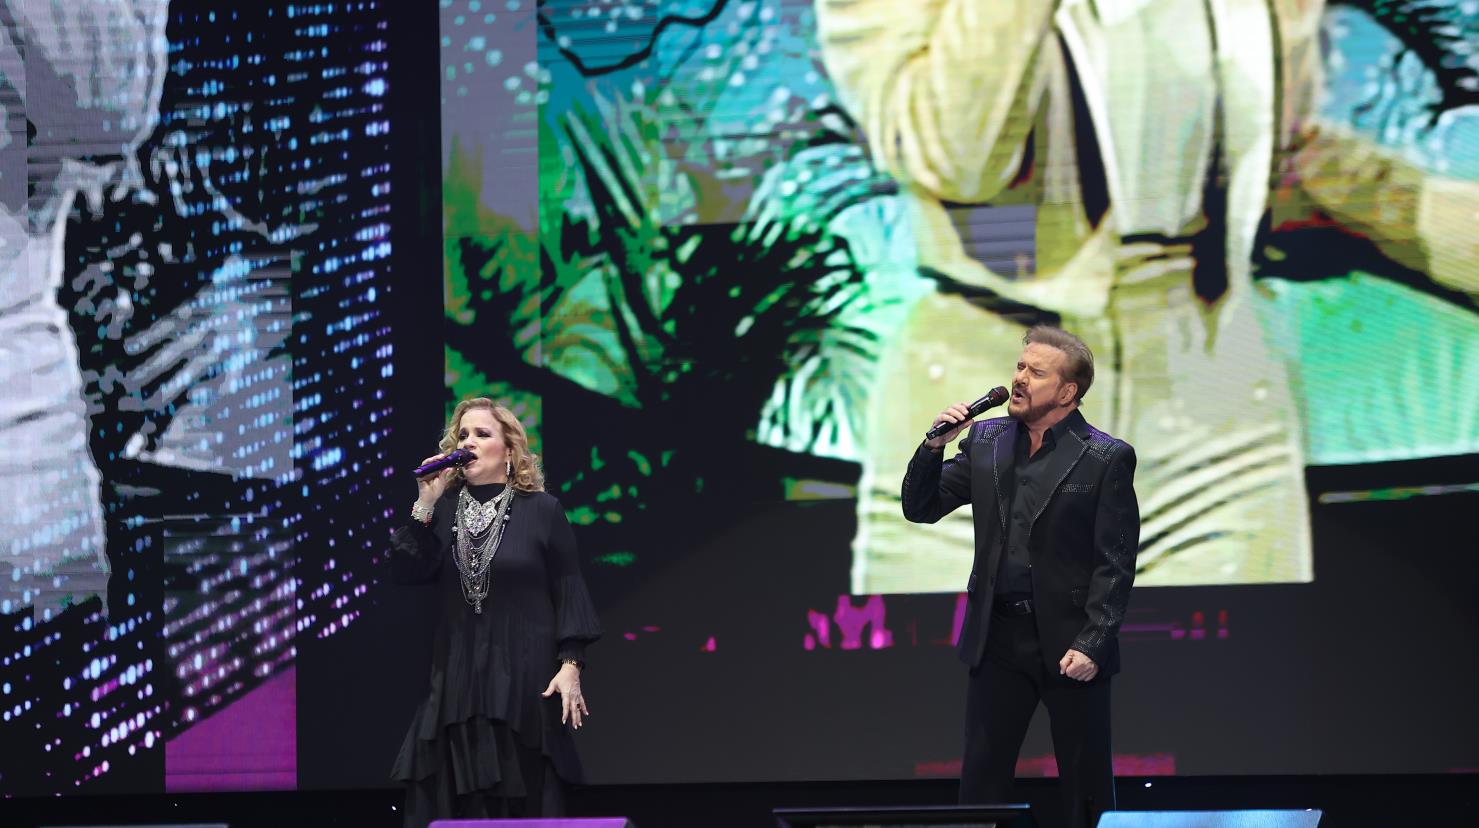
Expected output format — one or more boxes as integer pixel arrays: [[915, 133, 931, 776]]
[[453, 484, 514, 614]]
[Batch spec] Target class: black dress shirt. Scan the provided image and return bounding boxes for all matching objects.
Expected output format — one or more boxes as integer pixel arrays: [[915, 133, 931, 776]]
[[997, 414, 1077, 596]]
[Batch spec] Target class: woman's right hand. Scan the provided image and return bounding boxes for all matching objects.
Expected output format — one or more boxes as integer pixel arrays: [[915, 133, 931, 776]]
[[924, 402, 975, 451], [415, 453, 460, 507]]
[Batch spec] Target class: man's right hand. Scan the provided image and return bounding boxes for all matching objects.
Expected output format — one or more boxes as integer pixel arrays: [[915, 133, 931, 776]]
[[924, 402, 975, 451]]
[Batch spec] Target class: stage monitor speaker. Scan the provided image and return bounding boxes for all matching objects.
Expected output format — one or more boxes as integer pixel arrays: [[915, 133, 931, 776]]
[[429, 820, 634, 828], [773, 804, 1033, 827], [1096, 811, 1322, 828]]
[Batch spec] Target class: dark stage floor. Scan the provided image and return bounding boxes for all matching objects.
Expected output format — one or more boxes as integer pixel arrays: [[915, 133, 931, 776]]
[[2, 775, 1474, 828]]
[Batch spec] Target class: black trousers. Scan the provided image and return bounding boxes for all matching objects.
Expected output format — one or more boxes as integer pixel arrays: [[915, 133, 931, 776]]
[[959, 608, 1114, 828]]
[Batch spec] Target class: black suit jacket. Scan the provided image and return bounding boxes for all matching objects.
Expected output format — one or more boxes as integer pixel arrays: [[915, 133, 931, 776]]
[[901, 409, 1139, 676]]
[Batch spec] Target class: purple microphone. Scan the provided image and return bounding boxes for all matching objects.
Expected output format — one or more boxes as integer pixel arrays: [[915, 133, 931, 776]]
[[412, 448, 474, 477]]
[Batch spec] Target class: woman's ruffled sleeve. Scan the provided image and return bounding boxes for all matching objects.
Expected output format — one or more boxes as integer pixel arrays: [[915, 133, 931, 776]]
[[544, 497, 602, 664], [388, 501, 446, 585]]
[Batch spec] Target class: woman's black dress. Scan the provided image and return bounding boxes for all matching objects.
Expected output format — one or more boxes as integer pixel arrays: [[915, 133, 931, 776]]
[[388, 482, 601, 827]]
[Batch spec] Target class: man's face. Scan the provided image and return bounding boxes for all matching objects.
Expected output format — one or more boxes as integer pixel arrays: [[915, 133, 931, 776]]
[[1008, 343, 1073, 423]]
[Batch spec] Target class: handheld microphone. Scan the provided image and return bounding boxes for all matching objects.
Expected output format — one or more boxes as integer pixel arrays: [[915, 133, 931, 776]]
[[924, 386, 1010, 441], [412, 448, 474, 477]]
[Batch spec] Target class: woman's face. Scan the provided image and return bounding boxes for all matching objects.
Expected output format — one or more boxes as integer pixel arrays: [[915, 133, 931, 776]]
[[456, 408, 509, 485]]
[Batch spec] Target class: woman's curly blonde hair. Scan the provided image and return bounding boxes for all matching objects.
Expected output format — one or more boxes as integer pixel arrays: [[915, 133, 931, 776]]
[[437, 398, 545, 493]]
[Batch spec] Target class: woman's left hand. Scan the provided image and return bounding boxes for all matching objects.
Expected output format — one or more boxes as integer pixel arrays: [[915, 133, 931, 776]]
[[541, 662, 588, 730]]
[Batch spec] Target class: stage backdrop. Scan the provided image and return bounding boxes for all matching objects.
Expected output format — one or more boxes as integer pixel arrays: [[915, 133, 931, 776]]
[[1, 0, 1476, 799], [439, 0, 1479, 784], [0, 0, 426, 795]]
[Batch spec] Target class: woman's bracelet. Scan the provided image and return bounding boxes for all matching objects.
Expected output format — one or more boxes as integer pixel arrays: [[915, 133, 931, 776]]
[[410, 500, 434, 524], [560, 658, 582, 670]]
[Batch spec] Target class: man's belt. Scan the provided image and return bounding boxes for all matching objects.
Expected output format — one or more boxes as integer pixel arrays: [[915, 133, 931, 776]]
[[994, 595, 1035, 616]]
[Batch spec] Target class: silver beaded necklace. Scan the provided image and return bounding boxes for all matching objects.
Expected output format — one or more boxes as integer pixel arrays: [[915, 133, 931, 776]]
[[452, 484, 514, 614]]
